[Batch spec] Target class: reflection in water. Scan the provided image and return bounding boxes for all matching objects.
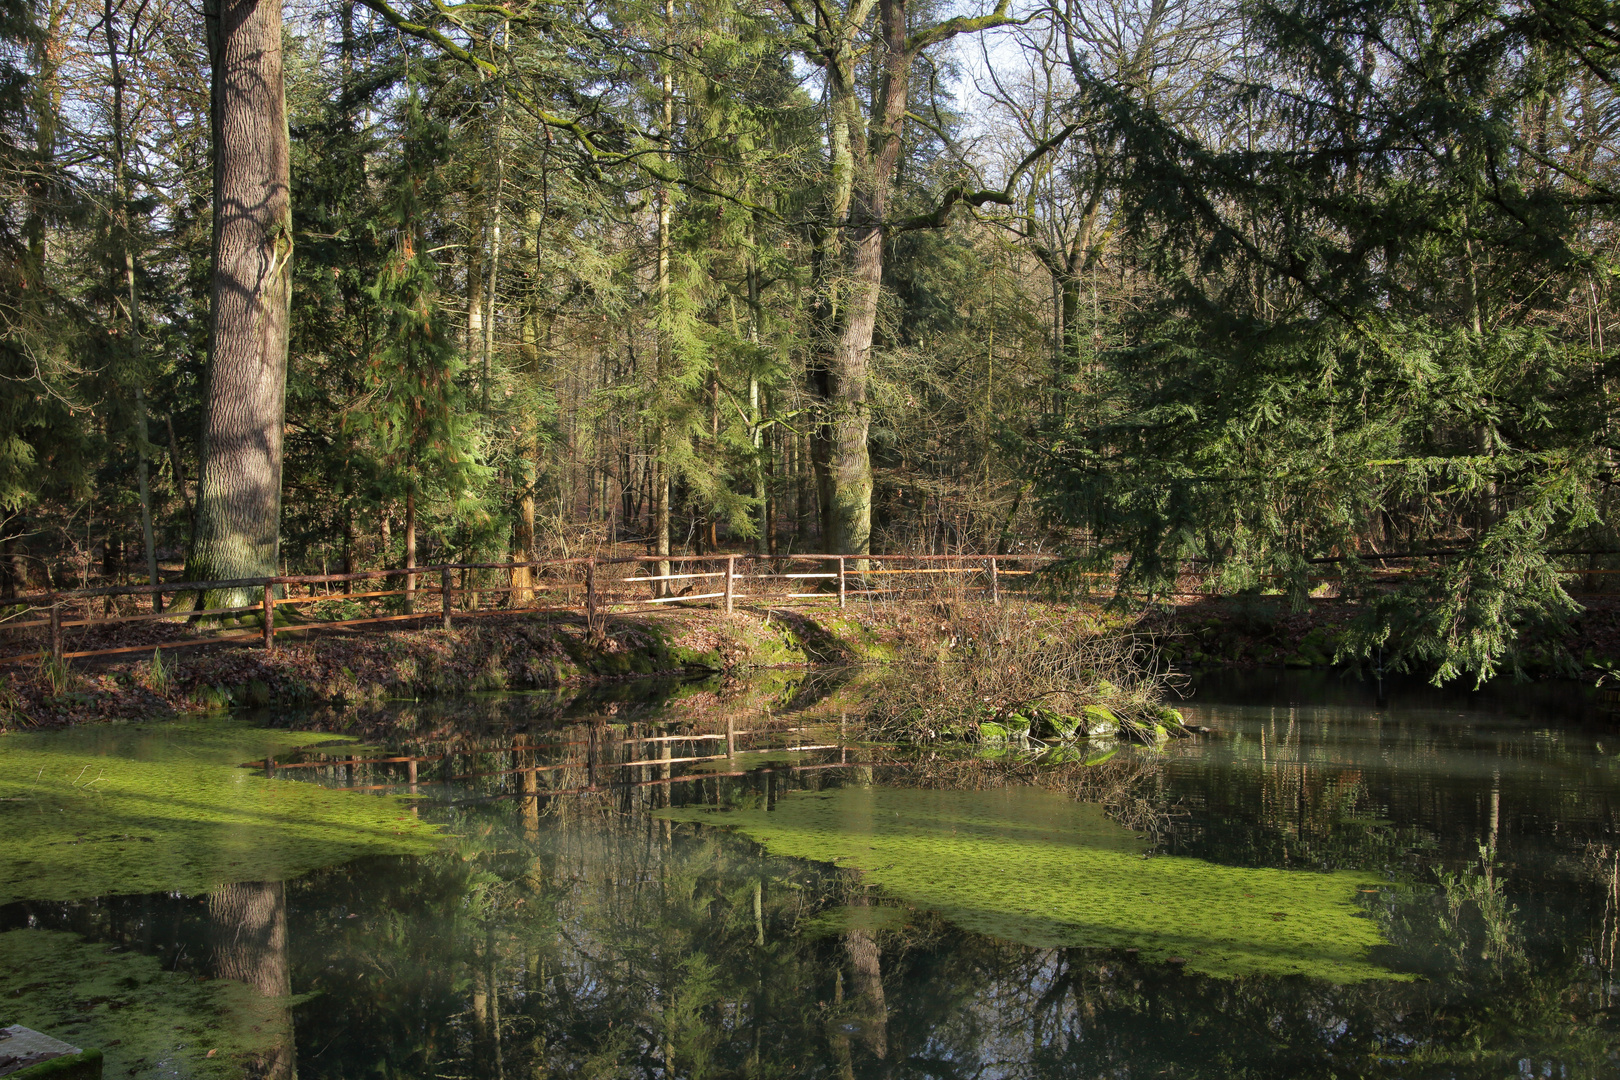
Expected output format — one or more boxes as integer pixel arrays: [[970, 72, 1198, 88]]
[[3, 671, 1619, 1077], [210, 882, 295, 1080]]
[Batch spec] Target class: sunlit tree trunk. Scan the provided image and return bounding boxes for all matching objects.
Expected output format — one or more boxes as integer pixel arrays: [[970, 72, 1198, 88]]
[[189, 0, 292, 607], [404, 483, 416, 613]]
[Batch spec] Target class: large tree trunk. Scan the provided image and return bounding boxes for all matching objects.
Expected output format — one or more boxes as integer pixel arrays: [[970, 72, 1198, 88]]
[[188, 0, 292, 608], [813, 0, 910, 557], [825, 226, 880, 556]]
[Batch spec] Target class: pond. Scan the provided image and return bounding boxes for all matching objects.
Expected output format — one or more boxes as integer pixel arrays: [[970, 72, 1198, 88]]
[[2, 668, 1618, 1078]]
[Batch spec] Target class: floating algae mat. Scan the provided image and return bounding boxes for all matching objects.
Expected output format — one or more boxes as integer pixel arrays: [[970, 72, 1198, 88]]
[[0, 721, 441, 904], [691, 748, 816, 772], [659, 785, 1402, 982], [0, 929, 289, 1080]]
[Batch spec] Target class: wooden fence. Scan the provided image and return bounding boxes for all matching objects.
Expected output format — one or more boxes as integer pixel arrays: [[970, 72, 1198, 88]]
[[4, 549, 1616, 668], [0, 552, 1061, 667]]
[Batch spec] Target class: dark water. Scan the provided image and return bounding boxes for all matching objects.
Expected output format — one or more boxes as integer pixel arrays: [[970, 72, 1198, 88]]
[[7, 669, 1620, 1078]]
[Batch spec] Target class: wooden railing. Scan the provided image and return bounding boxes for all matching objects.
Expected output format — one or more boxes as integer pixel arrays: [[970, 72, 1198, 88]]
[[5, 549, 1616, 668], [0, 552, 1061, 666]]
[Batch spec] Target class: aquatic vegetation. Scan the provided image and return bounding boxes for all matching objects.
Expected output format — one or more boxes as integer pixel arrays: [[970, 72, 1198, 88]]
[[660, 785, 1402, 982], [797, 903, 910, 938], [0, 721, 441, 904], [0, 929, 290, 1080]]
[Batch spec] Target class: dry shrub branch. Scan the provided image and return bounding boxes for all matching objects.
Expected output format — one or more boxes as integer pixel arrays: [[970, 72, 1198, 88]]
[[861, 600, 1187, 747]]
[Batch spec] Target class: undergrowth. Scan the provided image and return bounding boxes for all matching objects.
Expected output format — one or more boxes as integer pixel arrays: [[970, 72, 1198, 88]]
[[860, 600, 1187, 749]]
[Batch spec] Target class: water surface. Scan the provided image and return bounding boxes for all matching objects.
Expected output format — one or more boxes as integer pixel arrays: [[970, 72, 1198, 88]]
[[3, 669, 1618, 1078]]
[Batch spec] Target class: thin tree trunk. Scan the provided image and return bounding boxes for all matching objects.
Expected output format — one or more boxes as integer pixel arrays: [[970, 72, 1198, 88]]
[[134, 389, 158, 609], [652, 0, 675, 593], [481, 26, 508, 416], [104, 0, 159, 611], [342, 498, 354, 595], [189, 0, 292, 608], [404, 484, 417, 614], [165, 412, 193, 525]]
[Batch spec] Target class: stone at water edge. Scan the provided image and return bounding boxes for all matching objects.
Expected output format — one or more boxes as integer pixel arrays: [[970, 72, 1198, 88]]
[[0, 1026, 103, 1080]]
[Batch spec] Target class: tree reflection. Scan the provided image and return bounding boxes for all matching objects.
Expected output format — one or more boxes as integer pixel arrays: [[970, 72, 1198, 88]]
[[12, 687, 1617, 1080], [210, 881, 295, 1080]]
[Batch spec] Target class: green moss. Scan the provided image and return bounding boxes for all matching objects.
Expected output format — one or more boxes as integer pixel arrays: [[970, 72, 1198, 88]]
[[668, 645, 723, 670], [0, 721, 442, 904], [798, 904, 910, 938], [0, 930, 289, 1080], [9, 1049, 102, 1080], [1080, 705, 1118, 735], [658, 785, 1403, 983]]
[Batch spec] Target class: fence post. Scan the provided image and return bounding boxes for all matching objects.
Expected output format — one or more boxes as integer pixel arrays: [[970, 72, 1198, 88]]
[[837, 556, 846, 609], [48, 600, 62, 665], [726, 713, 735, 756], [585, 557, 597, 623], [724, 555, 736, 614], [587, 725, 599, 788], [262, 583, 275, 653], [441, 567, 453, 632], [989, 557, 1000, 605]]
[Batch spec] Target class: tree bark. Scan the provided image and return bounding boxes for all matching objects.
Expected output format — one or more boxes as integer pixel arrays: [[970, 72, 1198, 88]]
[[404, 483, 416, 613], [652, 0, 675, 592], [812, 0, 910, 557], [189, 0, 292, 608]]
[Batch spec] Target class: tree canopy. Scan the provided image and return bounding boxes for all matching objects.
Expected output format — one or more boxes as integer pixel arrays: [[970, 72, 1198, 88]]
[[0, 0, 1616, 681]]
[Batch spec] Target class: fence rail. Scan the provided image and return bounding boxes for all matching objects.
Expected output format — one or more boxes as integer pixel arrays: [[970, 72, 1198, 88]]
[[0, 552, 1066, 667], [4, 549, 1617, 668]]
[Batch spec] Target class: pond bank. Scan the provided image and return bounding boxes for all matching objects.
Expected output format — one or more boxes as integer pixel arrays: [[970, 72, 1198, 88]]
[[0, 605, 915, 728], [6, 594, 1620, 729]]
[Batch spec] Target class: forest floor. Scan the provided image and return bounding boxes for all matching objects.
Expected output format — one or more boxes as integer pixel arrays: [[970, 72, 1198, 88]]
[[4, 594, 1620, 729]]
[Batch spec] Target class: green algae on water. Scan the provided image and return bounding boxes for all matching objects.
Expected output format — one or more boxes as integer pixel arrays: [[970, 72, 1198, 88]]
[[659, 785, 1405, 982], [0, 721, 441, 904], [0, 929, 290, 1080], [798, 903, 910, 938]]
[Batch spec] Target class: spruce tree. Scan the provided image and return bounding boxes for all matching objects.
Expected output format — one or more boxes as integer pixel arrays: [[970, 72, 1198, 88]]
[[1028, 0, 1620, 682], [360, 90, 489, 607]]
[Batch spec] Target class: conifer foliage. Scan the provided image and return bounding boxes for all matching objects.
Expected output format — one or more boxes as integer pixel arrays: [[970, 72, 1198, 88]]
[[360, 94, 489, 577], [1027, 0, 1620, 680], [2, 0, 1618, 682]]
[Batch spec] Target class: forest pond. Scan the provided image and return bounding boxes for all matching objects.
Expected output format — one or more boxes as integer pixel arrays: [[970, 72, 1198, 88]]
[[2, 669, 1618, 1078]]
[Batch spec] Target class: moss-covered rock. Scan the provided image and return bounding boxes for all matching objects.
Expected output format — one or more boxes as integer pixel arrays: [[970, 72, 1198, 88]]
[[1080, 704, 1119, 736], [0, 930, 291, 1080]]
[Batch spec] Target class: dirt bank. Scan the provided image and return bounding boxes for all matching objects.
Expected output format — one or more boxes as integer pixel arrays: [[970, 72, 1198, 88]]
[[7, 594, 1620, 729]]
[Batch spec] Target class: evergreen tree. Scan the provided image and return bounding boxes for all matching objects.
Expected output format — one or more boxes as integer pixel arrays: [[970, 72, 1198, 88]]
[[1028, 0, 1620, 682], [359, 91, 490, 606]]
